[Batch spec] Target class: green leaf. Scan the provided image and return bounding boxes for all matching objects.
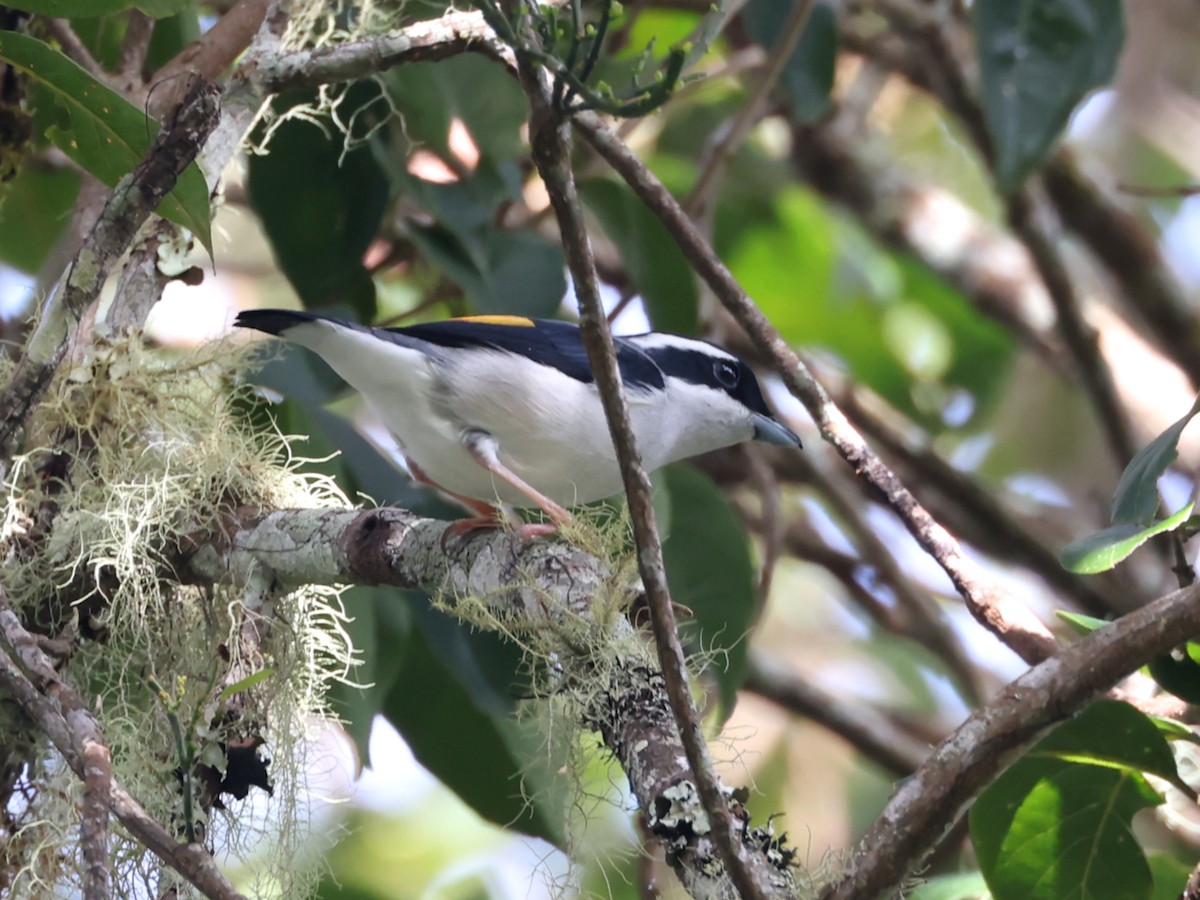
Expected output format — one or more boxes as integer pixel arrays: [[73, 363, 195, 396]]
[[1061, 502, 1194, 574], [908, 871, 989, 900], [1055, 610, 1110, 636], [742, 0, 837, 123], [971, 701, 1175, 900], [580, 178, 700, 334], [133, 0, 193, 15], [247, 88, 389, 319], [0, 0, 133, 13], [325, 586, 410, 765], [0, 166, 80, 273], [972, 0, 1124, 192], [4, 0, 191, 13], [1149, 855, 1192, 900], [1112, 395, 1200, 524], [217, 668, 276, 703], [0, 31, 211, 253], [661, 464, 758, 714], [381, 615, 560, 843], [1148, 644, 1200, 705]]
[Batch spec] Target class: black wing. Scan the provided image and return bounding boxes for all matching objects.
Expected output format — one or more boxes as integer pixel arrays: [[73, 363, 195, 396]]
[[391, 317, 665, 390]]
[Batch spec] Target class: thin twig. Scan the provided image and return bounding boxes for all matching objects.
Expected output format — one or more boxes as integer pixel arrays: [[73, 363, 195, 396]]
[[507, 25, 777, 900], [1006, 188, 1136, 465], [573, 110, 1060, 665], [745, 650, 929, 776], [684, 0, 814, 221], [41, 18, 106, 78], [118, 10, 155, 87]]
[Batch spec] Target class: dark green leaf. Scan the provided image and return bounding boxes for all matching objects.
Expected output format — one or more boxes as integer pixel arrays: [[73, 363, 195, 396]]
[[4, 0, 191, 12], [381, 617, 560, 842], [1, 0, 133, 13], [144, 9, 201, 73], [661, 464, 758, 714], [742, 0, 837, 123], [1061, 502, 1194, 574], [0, 31, 211, 253], [0, 166, 80, 273], [1112, 395, 1200, 524], [406, 220, 565, 318], [580, 179, 699, 333], [247, 86, 389, 319], [326, 586, 410, 765], [971, 701, 1175, 900], [133, 0, 193, 16], [972, 0, 1124, 192], [1148, 644, 1200, 705]]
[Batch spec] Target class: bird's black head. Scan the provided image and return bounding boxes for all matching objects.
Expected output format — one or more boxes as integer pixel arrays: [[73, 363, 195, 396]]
[[624, 334, 801, 447]]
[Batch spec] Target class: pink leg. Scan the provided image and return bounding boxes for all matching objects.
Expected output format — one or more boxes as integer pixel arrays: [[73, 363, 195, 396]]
[[461, 430, 573, 537]]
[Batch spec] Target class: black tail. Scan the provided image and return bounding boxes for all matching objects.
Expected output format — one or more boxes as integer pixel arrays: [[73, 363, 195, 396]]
[[234, 308, 344, 336]]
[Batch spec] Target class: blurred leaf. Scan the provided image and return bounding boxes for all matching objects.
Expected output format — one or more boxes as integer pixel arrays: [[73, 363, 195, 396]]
[[381, 55, 527, 163], [1149, 855, 1192, 900], [217, 668, 276, 703], [1112, 395, 1200, 524], [1149, 716, 1200, 744], [408, 220, 566, 318], [0, 166, 79, 273], [247, 86, 389, 319], [1, 0, 137, 13], [144, 8, 201, 73], [326, 586, 410, 764], [742, 0, 837, 123], [382, 616, 560, 842], [661, 464, 757, 714], [1148, 643, 1200, 705], [0, 31, 211, 253], [132, 0, 193, 15], [972, 0, 1124, 192], [1060, 502, 1193, 574], [908, 871, 989, 900], [971, 701, 1174, 900], [579, 178, 699, 333], [19, 0, 193, 13], [721, 184, 836, 345], [1055, 610, 1109, 636], [410, 602, 527, 717]]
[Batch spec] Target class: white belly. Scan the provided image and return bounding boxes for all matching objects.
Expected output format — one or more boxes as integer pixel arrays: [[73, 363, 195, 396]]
[[278, 320, 680, 509]]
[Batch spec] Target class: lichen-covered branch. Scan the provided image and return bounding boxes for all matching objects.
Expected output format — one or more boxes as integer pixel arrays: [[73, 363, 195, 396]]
[[189, 505, 798, 897], [0, 596, 244, 900]]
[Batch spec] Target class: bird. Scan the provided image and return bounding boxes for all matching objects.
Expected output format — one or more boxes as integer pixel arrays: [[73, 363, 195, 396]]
[[234, 310, 801, 537]]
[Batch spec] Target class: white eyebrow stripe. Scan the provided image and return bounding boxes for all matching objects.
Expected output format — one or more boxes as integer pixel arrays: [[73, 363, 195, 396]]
[[625, 332, 738, 360]]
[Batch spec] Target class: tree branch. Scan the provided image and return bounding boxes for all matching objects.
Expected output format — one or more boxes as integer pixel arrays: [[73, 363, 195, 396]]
[[820, 580, 1200, 900]]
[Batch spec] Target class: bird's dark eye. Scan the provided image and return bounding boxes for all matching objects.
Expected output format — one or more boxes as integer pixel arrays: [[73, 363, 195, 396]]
[[714, 360, 740, 390]]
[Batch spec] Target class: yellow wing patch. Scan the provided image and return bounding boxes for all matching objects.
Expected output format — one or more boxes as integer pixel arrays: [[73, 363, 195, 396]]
[[453, 315, 536, 327]]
